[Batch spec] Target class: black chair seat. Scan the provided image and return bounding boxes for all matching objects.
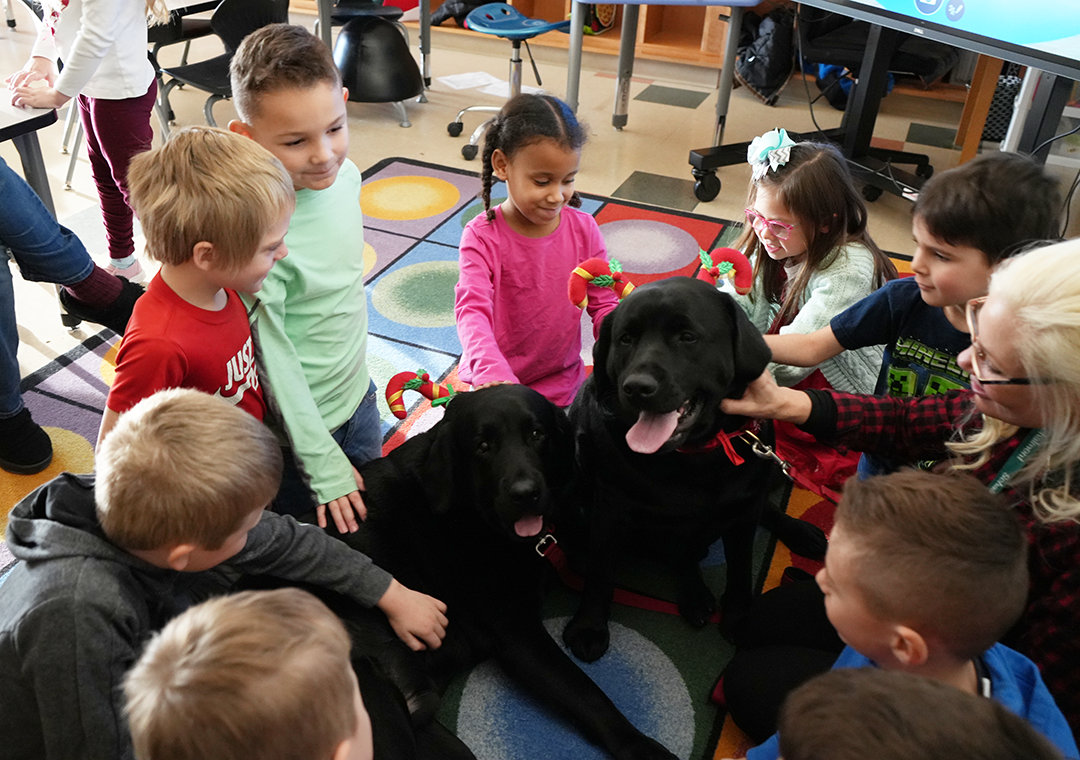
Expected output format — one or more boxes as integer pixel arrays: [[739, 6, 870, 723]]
[[160, 54, 232, 96], [334, 16, 422, 104]]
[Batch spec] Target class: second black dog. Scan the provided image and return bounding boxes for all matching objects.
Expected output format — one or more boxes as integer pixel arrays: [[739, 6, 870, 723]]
[[564, 277, 774, 663]]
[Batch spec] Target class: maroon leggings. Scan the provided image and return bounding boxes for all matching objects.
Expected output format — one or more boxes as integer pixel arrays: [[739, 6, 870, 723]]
[[77, 81, 156, 262]]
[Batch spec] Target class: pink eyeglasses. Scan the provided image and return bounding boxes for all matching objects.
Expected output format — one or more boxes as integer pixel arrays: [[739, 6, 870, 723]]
[[744, 207, 798, 240]]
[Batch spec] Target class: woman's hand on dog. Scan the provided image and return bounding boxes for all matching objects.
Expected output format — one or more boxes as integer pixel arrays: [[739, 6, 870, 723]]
[[720, 370, 813, 424], [317, 467, 368, 533], [377, 578, 449, 651]]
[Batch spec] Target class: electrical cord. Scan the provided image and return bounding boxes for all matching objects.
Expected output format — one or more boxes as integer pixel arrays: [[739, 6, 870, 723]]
[[1032, 121, 1080, 158]]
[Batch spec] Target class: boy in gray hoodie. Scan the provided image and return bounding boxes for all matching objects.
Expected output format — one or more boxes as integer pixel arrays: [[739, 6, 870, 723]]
[[0, 388, 447, 760]]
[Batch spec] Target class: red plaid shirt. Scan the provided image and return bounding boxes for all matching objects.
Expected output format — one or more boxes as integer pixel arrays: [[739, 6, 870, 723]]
[[804, 389, 1080, 735]]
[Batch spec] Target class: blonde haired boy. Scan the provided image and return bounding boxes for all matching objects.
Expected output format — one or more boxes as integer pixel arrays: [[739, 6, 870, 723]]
[[0, 389, 447, 760], [125, 588, 373, 760], [98, 126, 294, 445], [228, 24, 375, 534]]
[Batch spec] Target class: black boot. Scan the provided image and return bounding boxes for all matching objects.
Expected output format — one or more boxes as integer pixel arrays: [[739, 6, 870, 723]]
[[0, 408, 53, 475], [59, 276, 145, 336]]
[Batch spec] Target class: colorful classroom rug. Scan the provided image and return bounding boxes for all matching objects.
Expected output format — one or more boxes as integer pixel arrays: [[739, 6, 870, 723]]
[[1, 157, 850, 759]]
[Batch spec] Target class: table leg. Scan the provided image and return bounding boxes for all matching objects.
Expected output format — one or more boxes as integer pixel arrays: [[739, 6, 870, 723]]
[[318, 0, 332, 50], [955, 54, 1001, 163], [12, 132, 55, 217], [566, 0, 586, 112], [420, 0, 431, 89], [713, 5, 743, 147], [613, 4, 639, 130]]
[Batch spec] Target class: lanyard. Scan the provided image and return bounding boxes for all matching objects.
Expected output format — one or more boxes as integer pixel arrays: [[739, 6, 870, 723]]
[[988, 428, 1045, 494]]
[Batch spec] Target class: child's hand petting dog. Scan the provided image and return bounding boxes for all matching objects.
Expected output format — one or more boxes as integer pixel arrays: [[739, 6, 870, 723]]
[[377, 578, 449, 651]]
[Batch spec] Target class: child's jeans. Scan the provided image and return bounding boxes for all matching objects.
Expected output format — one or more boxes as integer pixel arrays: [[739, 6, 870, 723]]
[[273, 379, 382, 521]]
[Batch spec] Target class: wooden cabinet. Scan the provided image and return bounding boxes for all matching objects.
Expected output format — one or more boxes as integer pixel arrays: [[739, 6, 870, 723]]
[[426, 0, 736, 68]]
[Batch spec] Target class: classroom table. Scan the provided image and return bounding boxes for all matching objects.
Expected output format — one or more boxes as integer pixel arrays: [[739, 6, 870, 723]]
[[565, 0, 758, 136]]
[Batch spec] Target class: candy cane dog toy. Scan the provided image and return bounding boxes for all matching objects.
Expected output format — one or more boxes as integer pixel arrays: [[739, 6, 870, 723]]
[[386, 370, 455, 419], [696, 247, 753, 295], [568, 258, 636, 309]]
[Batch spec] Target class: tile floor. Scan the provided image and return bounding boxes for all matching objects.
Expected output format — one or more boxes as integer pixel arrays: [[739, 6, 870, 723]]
[[2, 5, 1076, 384]]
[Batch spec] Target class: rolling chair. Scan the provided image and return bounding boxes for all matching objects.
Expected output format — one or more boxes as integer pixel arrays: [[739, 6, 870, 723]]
[[159, 0, 290, 128], [689, 5, 958, 202], [446, 3, 569, 161]]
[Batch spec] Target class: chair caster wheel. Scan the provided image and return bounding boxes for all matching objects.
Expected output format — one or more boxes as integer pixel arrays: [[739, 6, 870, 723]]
[[915, 164, 934, 179], [448, 121, 463, 137], [861, 184, 883, 202], [462, 144, 478, 161], [693, 173, 721, 202]]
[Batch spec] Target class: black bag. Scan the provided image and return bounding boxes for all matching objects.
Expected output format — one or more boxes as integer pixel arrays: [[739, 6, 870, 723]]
[[734, 9, 794, 107]]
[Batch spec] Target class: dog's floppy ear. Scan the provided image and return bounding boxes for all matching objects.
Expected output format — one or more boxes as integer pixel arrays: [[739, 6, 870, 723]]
[[418, 418, 464, 515], [722, 291, 772, 393], [591, 308, 617, 398]]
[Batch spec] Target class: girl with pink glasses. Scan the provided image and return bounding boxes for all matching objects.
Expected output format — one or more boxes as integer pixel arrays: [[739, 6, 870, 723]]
[[731, 130, 897, 493]]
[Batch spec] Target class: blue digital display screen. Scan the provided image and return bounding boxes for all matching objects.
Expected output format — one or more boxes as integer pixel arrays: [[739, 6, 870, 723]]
[[805, 0, 1080, 78]]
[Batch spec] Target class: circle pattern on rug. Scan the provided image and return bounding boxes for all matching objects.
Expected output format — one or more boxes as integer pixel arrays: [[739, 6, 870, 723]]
[[362, 241, 377, 277], [600, 220, 701, 273], [455, 617, 694, 759], [370, 262, 459, 328], [100, 342, 119, 386], [363, 176, 460, 221]]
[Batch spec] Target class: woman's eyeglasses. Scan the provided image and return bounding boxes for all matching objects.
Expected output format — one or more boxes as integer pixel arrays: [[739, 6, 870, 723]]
[[965, 297, 1047, 386], [744, 207, 797, 241]]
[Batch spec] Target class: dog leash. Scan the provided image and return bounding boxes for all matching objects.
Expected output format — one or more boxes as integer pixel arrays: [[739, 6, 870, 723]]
[[535, 531, 725, 625], [736, 428, 841, 504]]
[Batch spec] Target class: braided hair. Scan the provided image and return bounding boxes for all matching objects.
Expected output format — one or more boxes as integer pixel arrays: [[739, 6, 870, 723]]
[[480, 94, 587, 222]]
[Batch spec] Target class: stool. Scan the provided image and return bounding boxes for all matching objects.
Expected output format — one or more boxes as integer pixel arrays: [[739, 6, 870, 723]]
[[446, 3, 569, 160], [334, 16, 425, 127]]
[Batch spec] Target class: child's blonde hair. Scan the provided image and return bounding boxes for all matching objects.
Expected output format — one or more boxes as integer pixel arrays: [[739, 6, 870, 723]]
[[95, 388, 282, 551], [779, 668, 1064, 760], [949, 239, 1080, 523], [127, 126, 294, 270], [124, 588, 359, 760], [739, 141, 897, 328], [229, 23, 342, 122], [837, 471, 1028, 661]]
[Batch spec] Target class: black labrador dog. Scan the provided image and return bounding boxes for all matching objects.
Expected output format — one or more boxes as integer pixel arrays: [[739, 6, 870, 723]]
[[563, 277, 776, 663], [326, 384, 678, 760]]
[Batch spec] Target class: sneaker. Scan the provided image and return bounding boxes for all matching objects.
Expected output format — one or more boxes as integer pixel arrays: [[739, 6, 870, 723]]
[[59, 277, 145, 335], [105, 259, 144, 283], [0, 408, 53, 475]]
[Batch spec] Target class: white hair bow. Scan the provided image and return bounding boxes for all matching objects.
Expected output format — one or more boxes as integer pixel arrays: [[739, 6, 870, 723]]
[[747, 128, 797, 181]]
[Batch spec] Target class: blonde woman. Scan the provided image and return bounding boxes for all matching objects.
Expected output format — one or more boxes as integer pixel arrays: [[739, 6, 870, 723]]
[[722, 238, 1080, 732]]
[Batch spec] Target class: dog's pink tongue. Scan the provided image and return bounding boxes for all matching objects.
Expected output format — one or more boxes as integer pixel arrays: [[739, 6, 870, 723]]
[[514, 515, 544, 537], [626, 410, 680, 454]]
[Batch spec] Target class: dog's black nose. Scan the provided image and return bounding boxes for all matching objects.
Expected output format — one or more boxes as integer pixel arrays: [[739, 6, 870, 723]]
[[622, 373, 658, 399], [508, 478, 541, 505]]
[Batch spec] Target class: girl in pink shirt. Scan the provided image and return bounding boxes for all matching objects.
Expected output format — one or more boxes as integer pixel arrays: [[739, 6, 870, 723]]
[[454, 94, 618, 407]]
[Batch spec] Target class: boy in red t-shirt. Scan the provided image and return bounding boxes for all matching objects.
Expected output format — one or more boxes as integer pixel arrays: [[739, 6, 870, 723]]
[[98, 126, 294, 445]]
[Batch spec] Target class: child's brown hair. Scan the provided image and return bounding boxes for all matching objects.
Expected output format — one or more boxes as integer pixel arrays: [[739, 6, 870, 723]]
[[229, 23, 342, 122], [127, 126, 293, 270], [124, 588, 360, 760], [95, 388, 282, 551], [836, 470, 1028, 660], [778, 668, 1063, 760], [913, 151, 1061, 266]]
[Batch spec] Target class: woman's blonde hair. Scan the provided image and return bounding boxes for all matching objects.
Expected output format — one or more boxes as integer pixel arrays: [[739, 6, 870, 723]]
[[949, 238, 1080, 522]]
